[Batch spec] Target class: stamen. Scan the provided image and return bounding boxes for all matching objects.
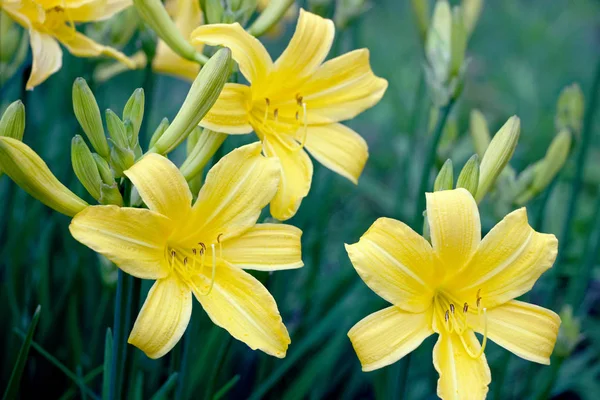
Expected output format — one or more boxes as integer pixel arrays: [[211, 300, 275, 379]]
[[263, 98, 270, 124], [463, 303, 469, 313], [458, 308, 488, 359], [195, 244, 217, 296], [293, 101, 308, 153], [449, 304, 455, 314], [444, 310, 449, 323], [274, 108, 279, 123]]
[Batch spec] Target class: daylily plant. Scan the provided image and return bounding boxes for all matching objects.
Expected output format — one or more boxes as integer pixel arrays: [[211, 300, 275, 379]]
[[70, 143, 303, 358], [190, 9, 388, 221], [346, 188, 560, 399], [1, 0, 135, 89]]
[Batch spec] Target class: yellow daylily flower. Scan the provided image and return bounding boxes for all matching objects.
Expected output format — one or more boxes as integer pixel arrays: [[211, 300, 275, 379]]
[[69, 143, 303, 359], [346, 188, 560, 400], [152, 0, 203, 81], [1, 0, 135, 89], [190, 9, 388, 221]]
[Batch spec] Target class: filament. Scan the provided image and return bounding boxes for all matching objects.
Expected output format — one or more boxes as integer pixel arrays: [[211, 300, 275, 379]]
[[459, 308, 488, 359], [263, 98, 270, 124]]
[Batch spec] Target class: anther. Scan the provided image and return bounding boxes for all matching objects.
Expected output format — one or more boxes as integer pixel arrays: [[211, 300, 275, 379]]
[[265, 98, 270, 106], [463, 303, 469, 313], [198, 242, 206, 254], [296, 94, 303, 106], [444, 310, 449, 323], [274, 108, 279, 122], [295, 111, 299, 120], [449, 304, 455, 314], [217, 233, 224, 243], [192, 248, 197, 255]]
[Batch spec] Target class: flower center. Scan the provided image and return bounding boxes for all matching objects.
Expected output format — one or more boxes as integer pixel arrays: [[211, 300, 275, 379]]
[[166, 234, 224, 296], [251, 94, 309, 151], [434, 289, 489, 359]]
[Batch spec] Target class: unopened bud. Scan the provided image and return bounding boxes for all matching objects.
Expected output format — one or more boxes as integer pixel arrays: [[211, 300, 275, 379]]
[[476, 116, 520, 202], [93, 153, 116, 185], [133, 0, 204, 63], [99, 183, 123, 206], [555, 305, 581, 358], [149, 48, 232, 155], [149, 117, 169, 149], [411, 0, 430, 42], [461, 0, 483, 37], [533, 130, 572, 192], [450, 6, 467, 78], [73, 78, 109, 158], [0, 137, 88, 216], [0, 100, 25, 140], [123, 88, 144, 146], [556, 83, 584, 134], [109, 140, 135, 178], [456, 154, 479, 196], [434, 159, 454, 191], [248, 0, 296, 37], [469, 109, 490, 158], [203, 0, 225, 24], [181, 128, 227, 180], [72, 135, 103, 201], [425, 0, 451, 85], [105, 109, 129, 149], [513, 161, 543, 205]]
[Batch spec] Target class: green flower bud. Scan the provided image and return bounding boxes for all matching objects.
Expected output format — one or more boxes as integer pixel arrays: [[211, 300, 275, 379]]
[[555, 305, 581, 358], [0, 100, 25, 140], [149, 48, 232, 155], [0, 137, 88, 216], [411, 0, 430, 43], [105, 109, 128, 149], [476, 116, 520, 202], [109, 139, 135, 178], [513, 161, 543, 205], [133, 0, 206, 64], [248, 0, 295, 37], [71, 135, 103, 201], [98, 255, 118, 288], [149, 117, 169, 149], [202, 0, 225, 24], [72, 78, 109, 158], [462, 0, 483, 37], [334, 0, 369, 30], [425, 0, 451, 86], [450, 6, 467, 78], [123, 88, 144, 147], [434, 159, 454, 191], [469, 109, 490, 158], [456, 154, 480, 196], [532, 129, 572, 192], [99, 182, 123, 206], [556, 83, 584, 134], [181, 128, 227, 180], [92, 153, 116, 185]]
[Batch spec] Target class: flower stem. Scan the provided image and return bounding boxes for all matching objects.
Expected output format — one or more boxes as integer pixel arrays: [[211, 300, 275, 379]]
[[413, 99, 456, 230], [204, 335, 233, 400], [109, 269, 125, 400]]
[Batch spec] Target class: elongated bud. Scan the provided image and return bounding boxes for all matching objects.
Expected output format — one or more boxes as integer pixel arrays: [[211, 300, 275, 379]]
[[425, 0, 451, 85], [476, 116, 520, 202], [202, 0, 225, 24], [248, 0, 295, 36], [512, 161, 543, 205], [72, 135, 103, 201], [411, 0, 430, 42], [149, 117, 169, 149], [470, 109, 490, 158], [123, 88, 144, 146], [150, 48, 232, 155], [105, 109, 129, 149], [93, 153, 116, 185], [533, 130, 572, 192], [0, 100, 25, 140], [133, 0, 205, 64], [434, 159, 454, 191], [72, 78, 109, 158], [99, 183, 123, 206], [456, 154, 479, 196], [555, 305, 581, 358], [0, 137, 88, 216], [109, 140, 135, 178], [450, 6, 467, 78], [462, 0, 483, 37], [556, 83, 584, 134], [181, 128, 227, 180]]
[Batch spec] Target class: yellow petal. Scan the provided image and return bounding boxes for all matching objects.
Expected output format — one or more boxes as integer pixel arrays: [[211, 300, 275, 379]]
[[192, 262, 290, 358], [199, 83, 253, 134], [263, 135, 313, 221], [273, 9, 334, 86], [426, 188, 481, 274], [27, 29, 62, 90], [190, 23, 273, 87], [54, 26, 135, 68], [124, 153, 192, 224], [348, 306, 433, 372], [304, 123, 368, 184], [183, 142, 280, 245], [449, 208, 558, 308], [222, 223, 303, 271], [469, 300, 560, 365], [128, 276, 192, 359], [69, 205, 172, 279], [433, 331, 491, 400], [345, 217, 437, 312], [301, 49, 388, 124], [68, 0, 132, 22]]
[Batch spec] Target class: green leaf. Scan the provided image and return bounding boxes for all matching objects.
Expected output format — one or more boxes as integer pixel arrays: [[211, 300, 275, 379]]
[[150, 373, 179, 400], [102, 328, 113, 400]]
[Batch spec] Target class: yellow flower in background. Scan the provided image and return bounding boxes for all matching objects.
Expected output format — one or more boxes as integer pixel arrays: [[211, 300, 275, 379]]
[[191, 9, 388, 221], [70, 143, 303, 358], [346, 188, 560, 400], [1, 0, 135, 89], [152, 0, 203, 81]]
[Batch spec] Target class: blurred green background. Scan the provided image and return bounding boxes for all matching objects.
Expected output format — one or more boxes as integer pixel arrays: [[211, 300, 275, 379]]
[[1, 0, 600, 398]]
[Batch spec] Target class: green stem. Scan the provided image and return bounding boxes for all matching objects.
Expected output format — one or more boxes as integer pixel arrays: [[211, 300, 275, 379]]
[[204, 336, 233, 400], [413, 99, 456, 230], [110, 270, 125, 400], [122, 276, 142, 398]]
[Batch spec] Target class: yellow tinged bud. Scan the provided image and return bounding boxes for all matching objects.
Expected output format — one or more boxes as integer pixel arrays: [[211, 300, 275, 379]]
[[555, 305, 581, 358], [99, 183, 123, 206], [149, 48, 232, 155], [411, 0, 430, 42], [123, 88, 145, 146], [469, 109, 490, 158], [134, 0, 205, 64], [0, 137, 87, 217], [71, 135, 103, 201], [105, 109, 129, 149], [476, 116, 520, 202], [93, 153, 116, 186], [434, 159, 454, 191], [556, 83, 584, 134], [462, 0, 484, 37], [110, 141, 135, 178], [532, 129, 572, 193], [72, 78, 109, 158], [456, 154, 480, 196], [0, 100, 25, 141], [149, 118, 169, 149], [181, 128, 227, 180]]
